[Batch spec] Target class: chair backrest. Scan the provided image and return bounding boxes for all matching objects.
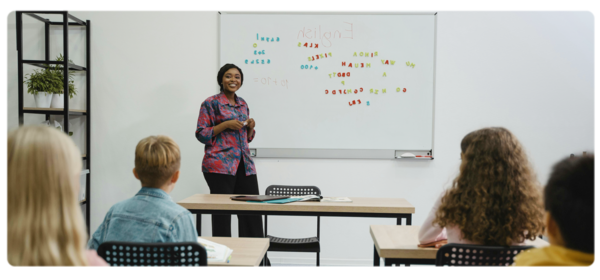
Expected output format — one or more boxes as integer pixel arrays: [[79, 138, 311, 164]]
[[265, 185, 321, 196], [97, 241, 208, 266], [435, 243, 534, 266]]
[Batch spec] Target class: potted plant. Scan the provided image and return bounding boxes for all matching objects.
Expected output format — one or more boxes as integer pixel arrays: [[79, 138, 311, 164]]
[[24, 67, 62, 108], [48, 54, 78, 108]]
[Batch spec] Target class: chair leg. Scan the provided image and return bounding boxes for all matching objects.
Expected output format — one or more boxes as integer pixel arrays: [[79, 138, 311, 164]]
[[317, 252, 320, 266]]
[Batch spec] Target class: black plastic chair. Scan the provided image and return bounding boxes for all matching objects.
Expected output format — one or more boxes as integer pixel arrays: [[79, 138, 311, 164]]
[[264, 185, 321, 266], [435, 243, 534, 266], [97, 241, 208, 266]]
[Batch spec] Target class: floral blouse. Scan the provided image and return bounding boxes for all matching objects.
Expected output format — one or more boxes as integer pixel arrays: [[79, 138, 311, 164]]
[[195, 92, 256, 176]]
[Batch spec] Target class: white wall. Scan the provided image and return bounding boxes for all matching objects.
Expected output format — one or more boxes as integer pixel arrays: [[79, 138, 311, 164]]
[[6, 11, 594, 266]]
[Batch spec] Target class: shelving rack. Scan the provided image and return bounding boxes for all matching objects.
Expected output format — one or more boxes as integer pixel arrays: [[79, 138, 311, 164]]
[[16, 11, 91, 235]]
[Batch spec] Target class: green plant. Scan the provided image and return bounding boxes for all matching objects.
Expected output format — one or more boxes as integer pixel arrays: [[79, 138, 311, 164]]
[[23, 54, 79, 98], [50, 54, 78, 98], [24, 67, 63, 96]]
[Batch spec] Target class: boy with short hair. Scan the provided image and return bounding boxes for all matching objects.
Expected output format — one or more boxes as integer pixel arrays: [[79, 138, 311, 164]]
[[88, 135, 197, 250], [515, 155, 594, 266]]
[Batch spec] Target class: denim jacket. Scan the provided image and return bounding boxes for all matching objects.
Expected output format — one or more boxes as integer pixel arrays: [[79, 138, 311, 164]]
[[88, 187, 197, 250]]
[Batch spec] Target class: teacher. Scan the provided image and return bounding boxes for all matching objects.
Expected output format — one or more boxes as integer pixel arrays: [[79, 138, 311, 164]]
[[195, 64, 268, 262]]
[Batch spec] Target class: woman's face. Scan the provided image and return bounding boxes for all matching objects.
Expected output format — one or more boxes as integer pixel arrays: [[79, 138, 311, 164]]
[[222, 68, 242, 93]]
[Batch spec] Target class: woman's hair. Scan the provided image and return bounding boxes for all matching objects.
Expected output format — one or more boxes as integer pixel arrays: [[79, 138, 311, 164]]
[[134, 135, 181, 188], [8, 125, 88, 266], [433, 127, 544, 246], [217, 63, 244, 92]]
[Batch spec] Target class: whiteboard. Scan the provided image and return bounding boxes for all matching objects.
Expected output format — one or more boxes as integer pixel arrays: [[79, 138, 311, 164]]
[[219, 12, 436, 159]]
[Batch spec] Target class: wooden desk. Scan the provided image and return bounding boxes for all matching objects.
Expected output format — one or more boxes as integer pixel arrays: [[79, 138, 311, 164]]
[[179, 194, 415, 237], [201, 237, 269, 267], [370, 225, 550, 266]]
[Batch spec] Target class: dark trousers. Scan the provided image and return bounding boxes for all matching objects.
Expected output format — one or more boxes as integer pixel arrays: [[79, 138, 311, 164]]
[[203, 158, 270, 265]]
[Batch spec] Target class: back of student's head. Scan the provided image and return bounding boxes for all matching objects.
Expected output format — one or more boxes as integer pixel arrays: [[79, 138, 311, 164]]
[[545, 155, 594, 253], [434, 127, 544, 246], [8, 125, 88, 266], [134, 135, 181, 188]]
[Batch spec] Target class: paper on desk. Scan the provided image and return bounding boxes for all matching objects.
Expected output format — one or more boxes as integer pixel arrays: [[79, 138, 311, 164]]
[[197, 237, 233, 263]]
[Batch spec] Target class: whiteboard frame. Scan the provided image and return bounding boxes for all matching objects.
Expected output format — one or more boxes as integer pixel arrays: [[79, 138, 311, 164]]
[[218, 11, 438, 160]]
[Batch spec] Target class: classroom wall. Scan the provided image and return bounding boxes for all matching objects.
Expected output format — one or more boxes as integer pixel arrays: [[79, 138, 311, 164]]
[[6, 11, 594, 266]]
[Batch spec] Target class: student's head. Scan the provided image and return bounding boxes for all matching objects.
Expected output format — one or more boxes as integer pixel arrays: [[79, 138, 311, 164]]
[[133, 135, 181, 189], [8, 125, 88, 266], [544, 155, 594, 253], [217, 63, 244, 93], [434, 127, 544, 246]]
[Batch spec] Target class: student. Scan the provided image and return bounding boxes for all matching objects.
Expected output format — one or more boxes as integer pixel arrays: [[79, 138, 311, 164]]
[[515, 155, 594, 266], [8, 126, 107, 266], [419, 127, 545, 247], [88, 135, 197, 249]]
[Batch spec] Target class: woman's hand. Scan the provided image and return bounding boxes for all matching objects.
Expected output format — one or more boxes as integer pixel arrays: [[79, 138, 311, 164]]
[[225, 120, 244, 130], [246, 118, 255, 130]]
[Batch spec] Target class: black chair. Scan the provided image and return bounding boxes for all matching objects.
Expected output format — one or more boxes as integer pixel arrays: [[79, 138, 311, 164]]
[[264, 185, 321, 266], [97, 241, 208, 266], [435, 243, 534, 266]]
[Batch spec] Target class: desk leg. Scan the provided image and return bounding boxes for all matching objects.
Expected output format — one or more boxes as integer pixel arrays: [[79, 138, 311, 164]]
[[397, 216, 402, 225], [374, 246, 380, 266], [196, 213, 202, 236], [406, 214, 412, 226]]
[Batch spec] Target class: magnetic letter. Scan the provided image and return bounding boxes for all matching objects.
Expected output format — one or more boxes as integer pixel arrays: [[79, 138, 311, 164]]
[[325, 53, 328, 58], [316, 55, 319, 60], [254, 43, 258, 48], [348, 63, 352, 68], [261, 37, 264, 41], [382, 59, 385, 64], [375, 52, 378, 56], [254, 50, 257, 55], [385, 60, 389, 65], [383, 72, 386, 77], [328, 52, 332, 57], [304, 42, 308, 47], [382, 89, 386, 93], [329, 74, 332, 78], [355, 63, 358, 68], [360, 87, 363, 92], [361, 63, 364, 68], [277, 37, 280, 41], [315, 44, 319, 48], [406, 61, 410, 66], [333, 90, 336, 94], [346, 72, 350, 77], [349, 102, 352, 106], [354, 89, 358, 93], [397, 87, 401, 92], [312, 56, 315, 61], [358, 99, 361, 104], [367, 101, 370, 106], [391, 60, 395, 65], [267, 59, 270, 64], [403, 88, 407, 92], [308, 57, 312, 61], [342, 72, 346, 77], [310, 43, 313, 47], [266, 37, 269, 42], [352, 100, 356, 104], [337, 72, 341, 77], [375, 89, 379, 94], [370, 89, 373, 93], [342, 62, 346, 66], [325, 90, 329, 94], [366, 63, 371, 68], [245, 59, 248, 64], [342, 81, 345, 85], [251, 60, 254, 64], [298, 42, 302, 47], [360, 52, 364, 56], [320, 54, 324, 58], [353, 52, 357, 56]]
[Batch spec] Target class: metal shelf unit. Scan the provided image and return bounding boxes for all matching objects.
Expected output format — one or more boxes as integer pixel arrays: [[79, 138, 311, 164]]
[[16, 11, 92, 235]]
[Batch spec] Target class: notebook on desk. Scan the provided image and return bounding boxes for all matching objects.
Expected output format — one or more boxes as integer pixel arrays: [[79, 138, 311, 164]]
[[230, 195, 289, 202]]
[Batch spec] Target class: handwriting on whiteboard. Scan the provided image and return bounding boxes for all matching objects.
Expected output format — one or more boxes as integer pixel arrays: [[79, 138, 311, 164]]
[[296, 22, 354, 47], [254, 77, 289, 89]]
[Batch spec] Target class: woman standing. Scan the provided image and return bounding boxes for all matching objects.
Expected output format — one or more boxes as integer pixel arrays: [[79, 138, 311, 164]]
[[195, 64, 267, 250]]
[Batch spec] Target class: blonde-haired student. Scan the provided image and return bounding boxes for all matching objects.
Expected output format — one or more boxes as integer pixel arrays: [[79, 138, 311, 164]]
[[515, 155, 594, 266], [419, 127, 545, 247], [88, 135, 197, 250], [8, 126, 107, 266]]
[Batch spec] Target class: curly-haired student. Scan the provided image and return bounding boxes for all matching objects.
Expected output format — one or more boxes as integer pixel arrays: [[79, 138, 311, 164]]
[[419, 127, 545, 247]]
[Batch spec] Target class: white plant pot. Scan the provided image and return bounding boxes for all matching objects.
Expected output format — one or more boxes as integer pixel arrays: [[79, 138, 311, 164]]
[[51, 93, 65, 109], [34, 92, 52, 108]]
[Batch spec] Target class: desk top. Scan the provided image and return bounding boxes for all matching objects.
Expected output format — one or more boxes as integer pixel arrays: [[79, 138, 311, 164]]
[[370, 225, 550, 259], [179, 194, 415, 214], [201, 237, 269, 267]]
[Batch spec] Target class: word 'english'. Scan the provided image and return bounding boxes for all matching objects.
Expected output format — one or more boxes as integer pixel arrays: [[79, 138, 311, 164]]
[[296, 22, 354, 48]]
